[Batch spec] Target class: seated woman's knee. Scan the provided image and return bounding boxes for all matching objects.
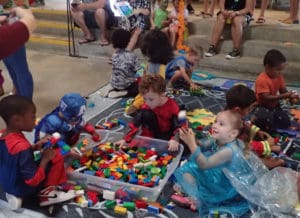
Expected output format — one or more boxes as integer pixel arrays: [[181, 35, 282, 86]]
[[95, 8, 105, 16]]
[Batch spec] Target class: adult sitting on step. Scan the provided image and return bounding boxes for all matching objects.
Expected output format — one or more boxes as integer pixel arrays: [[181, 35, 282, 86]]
[[71, 0, 116, 46], [204, 0, 251, 59]]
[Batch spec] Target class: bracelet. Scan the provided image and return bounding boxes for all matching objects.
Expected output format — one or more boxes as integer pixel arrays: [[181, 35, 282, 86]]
[[189, 146, 201, 162]]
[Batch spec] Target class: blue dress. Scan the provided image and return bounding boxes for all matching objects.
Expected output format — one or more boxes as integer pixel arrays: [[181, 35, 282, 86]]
[[174, 139, 251, 216]]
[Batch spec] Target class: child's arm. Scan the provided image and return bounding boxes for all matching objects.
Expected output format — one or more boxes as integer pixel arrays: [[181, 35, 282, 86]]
[[115, 112, 142, 147], [178, 66, 197, 88], [20, 146, 55, 187], [179, 128, 233, 169], [83, 122, 100, 142], [260, 91, 293, 101]]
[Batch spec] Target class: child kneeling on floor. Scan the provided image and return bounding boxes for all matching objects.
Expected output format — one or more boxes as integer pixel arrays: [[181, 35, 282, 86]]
[[0, 95, 77, 210], [100, 28, 141, 98], [165, 49, 200, 89]]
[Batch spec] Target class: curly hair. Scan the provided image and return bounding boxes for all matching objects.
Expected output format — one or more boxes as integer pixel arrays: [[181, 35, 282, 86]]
[[226, 84, 256, 110], [139, 74, 166, 95], [111, 28, 131, 49], [0, 95, 35, 125], [263, 49, 286, 68], [140, 29, 174, 65]]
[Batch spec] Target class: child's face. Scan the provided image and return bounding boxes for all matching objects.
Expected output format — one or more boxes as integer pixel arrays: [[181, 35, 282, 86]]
[[173, 0, 179, 11], [266, 62, 286, 78], [20, 105, 37, 132], [187, 54, 199, 66], [142, 90, 164, 109], [211, 111, 237, 144], [160, 0, 168, 10]]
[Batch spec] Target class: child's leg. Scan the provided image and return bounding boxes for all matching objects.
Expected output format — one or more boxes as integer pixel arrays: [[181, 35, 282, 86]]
[[273, 107, 291, 129], [169, 69, 193, 88], [252, 106, 275, 133], [44, 149, 67, 187]]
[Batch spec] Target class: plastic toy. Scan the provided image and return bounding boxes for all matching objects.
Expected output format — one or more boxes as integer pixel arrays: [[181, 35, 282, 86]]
[[187, 109, 216, 126], [291, 109, 300, 123], [178, 110, 188, 128], [189, 87, 204, 96], [34, 132, 72, 161], [114, 205, 127, 215]]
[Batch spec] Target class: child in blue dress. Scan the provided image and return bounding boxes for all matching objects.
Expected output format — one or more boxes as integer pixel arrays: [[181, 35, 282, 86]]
[[174, 110, 250, 216]]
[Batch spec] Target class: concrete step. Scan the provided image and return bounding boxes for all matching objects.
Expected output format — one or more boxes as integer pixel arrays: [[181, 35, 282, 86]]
[[188, 18, 300, 43], [188, 35, 300, 62], [198, 55, 300, 82], [28, 34, 70, 55], [35, 19, 78, 37], [32, 8, 68, 22]]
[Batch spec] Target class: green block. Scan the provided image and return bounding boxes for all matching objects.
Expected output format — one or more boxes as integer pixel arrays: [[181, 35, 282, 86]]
[[104, 168, 111, 177], [105, 200, 116, 209], [123, 202, 135, 211]]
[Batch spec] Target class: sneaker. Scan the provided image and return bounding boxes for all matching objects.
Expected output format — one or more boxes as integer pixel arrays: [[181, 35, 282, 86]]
[[108, 90, 128, 98], [5, 193, 22, 210], [186, 4, 195, 14], [204, 45, 217, 57], [39, 186, 76, 207], [225, 48, 241, 59]]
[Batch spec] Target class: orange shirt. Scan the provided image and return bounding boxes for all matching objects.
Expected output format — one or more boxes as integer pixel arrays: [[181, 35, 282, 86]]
[[255, 72, 285, 108]]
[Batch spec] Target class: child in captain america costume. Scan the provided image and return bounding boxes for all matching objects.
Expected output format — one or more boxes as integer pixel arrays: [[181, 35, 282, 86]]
[[34, 93, 100, 146], [0, 95, 77, 209]]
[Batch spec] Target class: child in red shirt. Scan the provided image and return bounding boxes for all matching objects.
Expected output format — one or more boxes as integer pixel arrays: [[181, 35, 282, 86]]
[[115, 74, 180, 151], [0, 95, 76, 210], [254, 49, 298, 133]]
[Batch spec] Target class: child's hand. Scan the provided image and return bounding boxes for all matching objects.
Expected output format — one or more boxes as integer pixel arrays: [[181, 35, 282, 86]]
[[91, 132, 100, 142], [266, 136, 275, 147], [41, 148, 55, 163], [179, 127, 197, 153], [190, 82, 200, 90], [33, 135, 51, 150], [168, 139, 179, 152], [256, 130, 270, 141], [70, 147, 82, 158], [114, 139, 126, 148]]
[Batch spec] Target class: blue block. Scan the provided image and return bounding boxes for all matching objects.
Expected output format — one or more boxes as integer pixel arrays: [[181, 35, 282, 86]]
[[84, 170, 95, 176], [147, 205, 160, 214]]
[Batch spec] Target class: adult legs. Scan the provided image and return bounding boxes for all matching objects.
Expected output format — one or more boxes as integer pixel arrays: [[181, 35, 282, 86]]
[[280, 0, 299, 23], [71, 9, 95, 40], [256, 0, 269, 23], [94, 8, 109, 43], [205, 13, 226, 56], [3, 46, 33, 100], [210, 13, 226, 47], [231, 15, 244, 50]]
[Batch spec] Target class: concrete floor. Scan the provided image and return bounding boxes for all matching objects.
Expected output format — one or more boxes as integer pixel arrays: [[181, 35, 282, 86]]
[[0, 51, 112, 129]]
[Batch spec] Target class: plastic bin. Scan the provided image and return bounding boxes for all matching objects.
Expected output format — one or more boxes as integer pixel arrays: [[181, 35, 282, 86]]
[[67, 130, 183, 202]]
